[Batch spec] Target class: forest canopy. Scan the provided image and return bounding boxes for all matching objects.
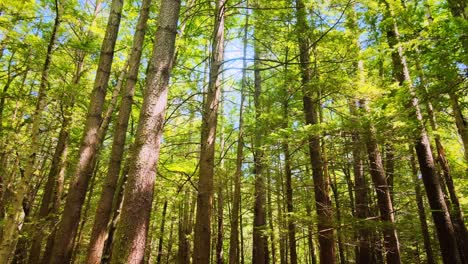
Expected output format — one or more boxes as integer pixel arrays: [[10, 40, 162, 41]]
[[0, 0, 467, 263]]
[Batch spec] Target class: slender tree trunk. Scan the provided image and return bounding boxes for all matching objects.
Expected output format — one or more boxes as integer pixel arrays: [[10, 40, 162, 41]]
[[282, 99, 298, 264], [304, 165, 317, 264], [384, 144, 395, 202], [383, 3, 462, 262], [410, 150, 436, 264], [360, 99, 402, 264], [49, 0, 123, 262], [449, 92, 468, 162], [294, 0, 336, 262], [252, 38, 269, 264], [178, 190, 191, 264], [418, 61, 468, 263], [156, 201, 168, 264], [193, 1, 226, 263], [266, 168, 276, 264], [27, 115, 69, 264], [166, 216, 175, 264], [349, 100, 372, 264], [101, 163, 129, 264], [216, 184, 224, 264], [229, 3, 248, 263], [330, 169, 346, 264], [0, 2, 60, 261], [85, 1, 151, 262], [109, 1, 180, 263]]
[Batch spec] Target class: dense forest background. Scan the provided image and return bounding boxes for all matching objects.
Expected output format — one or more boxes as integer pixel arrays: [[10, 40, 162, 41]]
[[0, 0, 467, 263]]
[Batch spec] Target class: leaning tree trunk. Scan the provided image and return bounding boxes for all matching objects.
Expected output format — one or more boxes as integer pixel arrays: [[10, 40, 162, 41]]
[[48, 0, 123, 263], [85, 1, 151, 262], [448, 91, 468, 162], [193, 0, 226, 263], [294, 0, 336, 263], [108, 1, 180, 263], [360, 99, 402, 264], [0, 2, 60, 262], [383, 2, 462, 262]]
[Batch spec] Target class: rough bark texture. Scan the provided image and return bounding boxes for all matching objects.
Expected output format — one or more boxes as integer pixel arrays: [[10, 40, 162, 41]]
[[85, 1, 151, 262], [0, 2, 60, 262], [193, 0, 225, 263], [294, 0, 336, 263], [383, 3, 462, 263], [360, 100, 402, 264], [109, 1, 180, 263], [49, 0, 123, 262]]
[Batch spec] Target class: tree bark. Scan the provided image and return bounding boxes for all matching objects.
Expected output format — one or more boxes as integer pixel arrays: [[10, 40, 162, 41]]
[[282, 98, 298, 264], [348, 99, 372, 264], [85, 1, 151, 262], [252, 38, 269, 264], [294, 0, 336, 262], [108, 0, 180, 262], [383, 3, 462, 262], [410, 150, 436, 264], [193, 0, 226, 263], [360, 99, 402, 264], [49, 0, 123, 262]]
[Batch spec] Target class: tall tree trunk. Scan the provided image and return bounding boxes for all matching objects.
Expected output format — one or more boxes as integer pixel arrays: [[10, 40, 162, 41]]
[[85, 1, 151, 262], [0, 2, 61, 261], [109, 1, 180, 262], [49, 0, 123, 262], [252, 38, 269, 264], [294, 0, 336, 262], [383, 3, 462, 263], [29, 1, 102, 258], [418, 60, 468, 262], [229, 3, 248, 263], [193, 0, 226, 263], [282, 98, 298, 264], [410, 150, 436, 264], [349, 99, 372, 264], [360, 99, 402, 264]]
